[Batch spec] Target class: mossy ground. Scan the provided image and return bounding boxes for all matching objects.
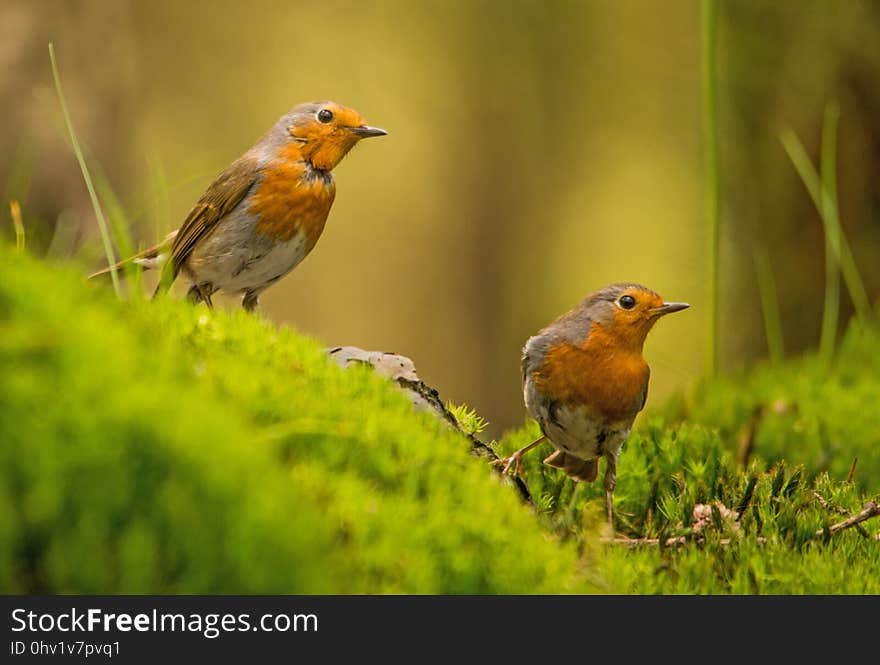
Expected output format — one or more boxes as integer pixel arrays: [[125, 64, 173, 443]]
[[2, 245, 878, 593], [0, 247, 585, 593]]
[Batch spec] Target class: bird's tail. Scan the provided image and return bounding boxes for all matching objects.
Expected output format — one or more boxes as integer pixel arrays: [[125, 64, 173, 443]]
[[87, 230, 177, 280], [543, 450, 599, 482]]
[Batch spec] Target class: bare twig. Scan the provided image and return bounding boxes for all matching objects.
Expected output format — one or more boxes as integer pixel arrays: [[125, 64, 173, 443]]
[[846, 457, 858, 484], [812, 491, 847, 515], [602, 536, 767, 548], [817, 501, 880, 537], [813, 491, 871, 538]]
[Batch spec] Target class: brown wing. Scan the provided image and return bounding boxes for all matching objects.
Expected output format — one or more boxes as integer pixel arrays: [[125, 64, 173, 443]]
[[157, 154, 260, 289]]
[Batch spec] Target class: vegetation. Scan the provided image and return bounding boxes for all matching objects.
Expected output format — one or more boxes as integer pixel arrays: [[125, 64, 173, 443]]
[[3, 244, 878, 594], [0, 246, 588, 594]]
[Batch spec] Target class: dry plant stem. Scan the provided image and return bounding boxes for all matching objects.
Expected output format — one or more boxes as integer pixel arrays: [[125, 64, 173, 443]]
[[818, 501, 879, 537], [813, 491, 869, 537], [9, 200, 25, 250], [812, 491, 847, 515], [846, 457, 858, 484], [602, 536, 768, 548]]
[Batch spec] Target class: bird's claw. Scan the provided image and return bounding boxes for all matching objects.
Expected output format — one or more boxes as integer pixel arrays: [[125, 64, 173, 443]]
[[493, 453, 524, 477]]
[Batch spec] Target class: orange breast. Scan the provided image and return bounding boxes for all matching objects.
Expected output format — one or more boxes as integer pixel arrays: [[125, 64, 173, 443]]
[[534, 322, 649, 423], [249, 157, 336, 249]]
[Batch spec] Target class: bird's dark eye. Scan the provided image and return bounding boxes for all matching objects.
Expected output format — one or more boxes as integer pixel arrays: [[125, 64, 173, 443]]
[[619, 295, 636, 310], [317, 109, 333, 124]]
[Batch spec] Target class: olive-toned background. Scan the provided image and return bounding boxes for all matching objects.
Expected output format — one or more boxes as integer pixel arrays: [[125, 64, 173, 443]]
[[3, 0, 879, 434]]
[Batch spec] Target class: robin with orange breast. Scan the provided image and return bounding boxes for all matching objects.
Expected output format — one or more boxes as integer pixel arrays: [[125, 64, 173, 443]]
[[91, 101, 386, 311], [498, 283, 689, 525]]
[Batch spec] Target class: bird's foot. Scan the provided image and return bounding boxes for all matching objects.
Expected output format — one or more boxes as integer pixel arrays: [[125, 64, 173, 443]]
[[493, 452, 525, 477], [492, 436, 544, 479]]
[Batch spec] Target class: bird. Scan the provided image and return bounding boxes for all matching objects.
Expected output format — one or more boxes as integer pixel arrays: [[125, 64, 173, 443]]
[[498, 283, 689, 526], [90, 101, 387, 311]]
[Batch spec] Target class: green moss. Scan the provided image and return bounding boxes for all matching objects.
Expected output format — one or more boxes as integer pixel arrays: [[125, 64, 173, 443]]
[[672, 318, 880, 492], [0, 246, 587, 593], [3, 246, 878, 594], [496, 329, 880, 593]]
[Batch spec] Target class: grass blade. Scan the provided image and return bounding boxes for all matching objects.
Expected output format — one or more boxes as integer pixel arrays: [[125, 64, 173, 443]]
[[818, 102, 840, 366], [147, 152, 171, 244], [91, 167, 145, 297], [780, 122, 870, 321], [9, 200, 25, 251], [48, 42, 121, 297], [702, 0, 720, 376], [753, 248, 784, 364]]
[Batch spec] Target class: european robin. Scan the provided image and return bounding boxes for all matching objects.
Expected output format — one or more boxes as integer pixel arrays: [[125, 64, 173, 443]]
[[498, 283, 689, 525], [90, 101, 386, 310]]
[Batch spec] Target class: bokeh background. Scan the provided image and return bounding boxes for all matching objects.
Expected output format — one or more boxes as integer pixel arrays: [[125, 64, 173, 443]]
[[2, 0, 879, 435]]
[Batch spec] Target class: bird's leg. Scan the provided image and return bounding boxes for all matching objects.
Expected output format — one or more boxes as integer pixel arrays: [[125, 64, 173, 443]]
[[494, 436, 546, 477], [187, 283, 215, 309], [242, 290, 261, 312], [603, 454, 618, 528]]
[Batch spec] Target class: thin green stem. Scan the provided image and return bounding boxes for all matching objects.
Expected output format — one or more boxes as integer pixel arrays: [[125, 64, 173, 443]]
[[753, 249, 784, 365], [780, 125, 870, 320], [702, 0, 720, 376], [92, 167, 144, 297], [818, 102, 840, 366], [49, 42, 121, 297], [147, 152, 171, 244]]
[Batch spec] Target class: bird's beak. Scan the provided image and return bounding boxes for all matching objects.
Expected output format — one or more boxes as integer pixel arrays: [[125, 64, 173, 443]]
[[348, 125, 388, 138], [650, 302, 690, 317]]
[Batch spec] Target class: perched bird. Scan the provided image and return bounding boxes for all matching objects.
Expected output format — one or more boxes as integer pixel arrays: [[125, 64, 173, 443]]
[[499, 283, 689, 525], [90, 101, 386, 311]]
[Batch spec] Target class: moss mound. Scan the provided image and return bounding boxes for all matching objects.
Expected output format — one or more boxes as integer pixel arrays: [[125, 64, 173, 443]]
[[0, 247, 585, 593]]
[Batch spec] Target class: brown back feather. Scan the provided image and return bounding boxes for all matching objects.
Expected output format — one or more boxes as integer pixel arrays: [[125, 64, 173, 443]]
[[157, 154, 260, 290]]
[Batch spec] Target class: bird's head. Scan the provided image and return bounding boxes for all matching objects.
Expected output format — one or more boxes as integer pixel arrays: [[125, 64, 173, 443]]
[[279, 101, 387, 171], [583, 283, 689, 351]]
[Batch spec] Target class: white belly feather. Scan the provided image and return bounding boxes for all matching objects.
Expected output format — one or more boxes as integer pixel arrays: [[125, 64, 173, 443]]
[[184, 204, 310, 294], [524, 376, 630, 462]]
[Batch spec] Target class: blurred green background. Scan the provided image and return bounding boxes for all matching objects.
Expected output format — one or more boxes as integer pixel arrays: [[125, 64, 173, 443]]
[[2, 0, 879, 435]]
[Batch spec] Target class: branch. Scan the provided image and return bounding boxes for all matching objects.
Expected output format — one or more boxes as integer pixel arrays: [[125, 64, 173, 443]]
[[602, 536, 767, 548], [817, 501, 880, 537]]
